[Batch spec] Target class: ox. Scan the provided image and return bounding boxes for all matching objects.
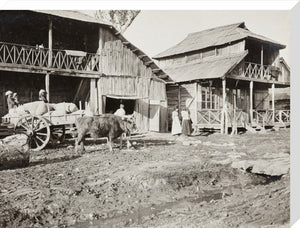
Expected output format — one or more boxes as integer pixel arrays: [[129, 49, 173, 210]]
[[75, 114, 136, 153]]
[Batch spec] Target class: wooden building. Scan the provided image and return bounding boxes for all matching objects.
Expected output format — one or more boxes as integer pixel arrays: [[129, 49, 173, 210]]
[[153, 22, 290, 132], [0, 10, 171, 132]]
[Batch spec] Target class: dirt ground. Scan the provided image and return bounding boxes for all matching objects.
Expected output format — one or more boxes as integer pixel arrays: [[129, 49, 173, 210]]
[[0, 129, 290, 228]]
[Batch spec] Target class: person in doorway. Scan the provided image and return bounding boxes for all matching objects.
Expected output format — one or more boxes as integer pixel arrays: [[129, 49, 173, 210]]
[[12, 92, 20, 107], [114, 103, 126, 117], [39, 89, 48, 103], [181, 107, 192, 136], [171, 106, 181, 135], [5, 90, 15, 111]]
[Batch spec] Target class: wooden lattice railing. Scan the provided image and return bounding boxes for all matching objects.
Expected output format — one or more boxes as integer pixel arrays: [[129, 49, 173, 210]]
[[197, 109, 222, 125], [196, 109, 289, 129], [244, 62, 278, 81], [0, 42, 100, 73], [252, 110, 274, 127], [274, 110, 290, 123]]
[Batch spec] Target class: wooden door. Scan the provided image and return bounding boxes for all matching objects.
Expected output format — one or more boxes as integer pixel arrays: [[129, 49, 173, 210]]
[[149, 100, 160, 132]]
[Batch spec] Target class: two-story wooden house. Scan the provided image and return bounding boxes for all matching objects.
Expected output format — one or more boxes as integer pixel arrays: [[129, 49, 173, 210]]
[[153, 22, 290, 133], [0, 10, 171, 132]]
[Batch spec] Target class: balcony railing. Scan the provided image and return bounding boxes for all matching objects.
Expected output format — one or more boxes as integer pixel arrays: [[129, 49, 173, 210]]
[[0, 42, 100, 73], [244, 62, 279, 81]]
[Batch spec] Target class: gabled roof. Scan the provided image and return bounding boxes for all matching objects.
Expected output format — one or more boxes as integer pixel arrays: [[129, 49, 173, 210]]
[[154, 22, 285, 59], [29, 10, 172, 82], [163, 51, 248, 83], [279, 57, 290, 71]]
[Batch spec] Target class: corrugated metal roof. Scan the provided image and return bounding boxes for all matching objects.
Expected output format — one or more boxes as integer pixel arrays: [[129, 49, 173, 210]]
[[154, 22, 285, 59], [163, 51, 248, 83]]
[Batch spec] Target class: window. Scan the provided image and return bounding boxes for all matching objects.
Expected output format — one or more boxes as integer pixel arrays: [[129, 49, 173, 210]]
[[201, 86, 219, 110]]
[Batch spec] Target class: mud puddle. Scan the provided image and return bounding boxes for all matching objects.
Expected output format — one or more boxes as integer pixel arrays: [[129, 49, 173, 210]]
[[71, 192, 223, 228]]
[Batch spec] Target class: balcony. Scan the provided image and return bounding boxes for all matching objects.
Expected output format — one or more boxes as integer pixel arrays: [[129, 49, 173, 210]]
[[0, 41, 100, 77], [244, 62, 280, 82]]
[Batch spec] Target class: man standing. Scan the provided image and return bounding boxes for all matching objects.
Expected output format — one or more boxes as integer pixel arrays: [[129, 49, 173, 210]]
[[114, 103, 126, 117], [39, 89, 48, 103], [5, 90, 15, 111]]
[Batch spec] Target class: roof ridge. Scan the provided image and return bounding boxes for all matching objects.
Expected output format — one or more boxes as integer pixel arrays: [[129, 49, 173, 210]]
[[187, 22, 245, 37]]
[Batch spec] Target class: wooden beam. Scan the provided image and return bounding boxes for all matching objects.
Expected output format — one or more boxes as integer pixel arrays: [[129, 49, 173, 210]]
[[178, 85, 181, 112], [221, 78, 226, 134], [195, 82, 198, 125], [261, 44, 264, 78], [250, 80, 253, 125], [138, 55, 147, 59], [98, 27, 104, 52], [115, 31, 121, 35], [48, 18, 52, 68], [45, 73, 50, 102], [152, 68, 161, 72], [123, 41, 130, 45], [272, 83, 275, 122], [131, 49, 139, 53], [145, 61, 154, 66]]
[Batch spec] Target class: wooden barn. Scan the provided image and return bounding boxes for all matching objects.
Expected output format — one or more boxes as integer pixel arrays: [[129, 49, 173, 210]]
[[0, 10, 171, 132], [153, 22, 290, 133]]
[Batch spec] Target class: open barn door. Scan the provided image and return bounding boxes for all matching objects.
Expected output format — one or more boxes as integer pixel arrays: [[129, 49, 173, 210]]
[[149, 100, 160, 132]]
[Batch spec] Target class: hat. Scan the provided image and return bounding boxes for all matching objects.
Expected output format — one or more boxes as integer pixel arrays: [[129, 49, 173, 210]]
[[13, 92, 18, 97], [5, 90, 13, 96], [39, 89, 47, 96]]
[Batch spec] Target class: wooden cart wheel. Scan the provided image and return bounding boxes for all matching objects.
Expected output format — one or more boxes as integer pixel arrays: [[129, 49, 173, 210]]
[[50, 125, 66, 145], [14, 115, 51, 151]]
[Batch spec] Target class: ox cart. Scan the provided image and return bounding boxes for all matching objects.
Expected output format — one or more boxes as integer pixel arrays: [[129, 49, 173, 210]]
[[1, 112, 85, 151]]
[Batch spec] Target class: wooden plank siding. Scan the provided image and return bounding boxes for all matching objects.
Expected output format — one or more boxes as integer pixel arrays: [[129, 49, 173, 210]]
[[158, 40, 245, 69]]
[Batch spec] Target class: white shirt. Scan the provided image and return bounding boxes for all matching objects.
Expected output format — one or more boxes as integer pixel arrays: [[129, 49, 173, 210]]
[[114, 108, 126, 117]]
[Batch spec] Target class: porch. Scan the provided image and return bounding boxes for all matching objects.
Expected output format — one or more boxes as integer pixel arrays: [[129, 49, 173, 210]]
[[0, 41, 100, 77], [195, 109, 290, 130]]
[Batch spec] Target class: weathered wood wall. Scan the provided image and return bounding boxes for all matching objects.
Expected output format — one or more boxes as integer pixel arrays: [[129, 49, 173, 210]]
[[98, 41, 155, 78], [96, 76, 167, 132]]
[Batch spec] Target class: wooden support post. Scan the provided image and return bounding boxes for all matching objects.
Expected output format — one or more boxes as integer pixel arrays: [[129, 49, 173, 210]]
[[250, 81, 253, 125], [45, 73, 50, 102], [90, 79, 98, 115], [195, 82, 198, 125], [48, 18, 52, 68], [221, 78, 227, 134], [272, 83, 275, 122], [231, 88, 237, 135], [260, 44, 264, 78], [178, 84, 181, 112]]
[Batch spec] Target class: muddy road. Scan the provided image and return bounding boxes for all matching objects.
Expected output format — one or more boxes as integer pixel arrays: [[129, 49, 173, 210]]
[[0, 130, 290, 227]]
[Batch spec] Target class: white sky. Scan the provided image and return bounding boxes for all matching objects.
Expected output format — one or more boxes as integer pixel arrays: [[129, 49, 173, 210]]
[[123, 10, 290, 64]]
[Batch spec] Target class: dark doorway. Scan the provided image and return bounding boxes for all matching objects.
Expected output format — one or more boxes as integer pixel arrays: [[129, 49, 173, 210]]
[[105, 97, 136, 115]]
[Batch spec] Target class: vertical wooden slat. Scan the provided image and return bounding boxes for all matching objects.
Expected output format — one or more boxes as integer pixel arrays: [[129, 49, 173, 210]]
[[48, 18, 52, 68], [272, 83, 275, 122], [250, 80, 253, 125], [45, 73, 50, 102]]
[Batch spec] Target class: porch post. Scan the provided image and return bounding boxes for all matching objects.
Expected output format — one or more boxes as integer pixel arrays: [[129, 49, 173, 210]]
[[47, 17, 52, 102], [272, 83, 275, 122], [45, 73, 50, 102], [221, 77, 227, 134], [48, 17, 53, 68], [250, 80, 253, 125], [195, 82, 198, 125], [260, 44, 264, 78]]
